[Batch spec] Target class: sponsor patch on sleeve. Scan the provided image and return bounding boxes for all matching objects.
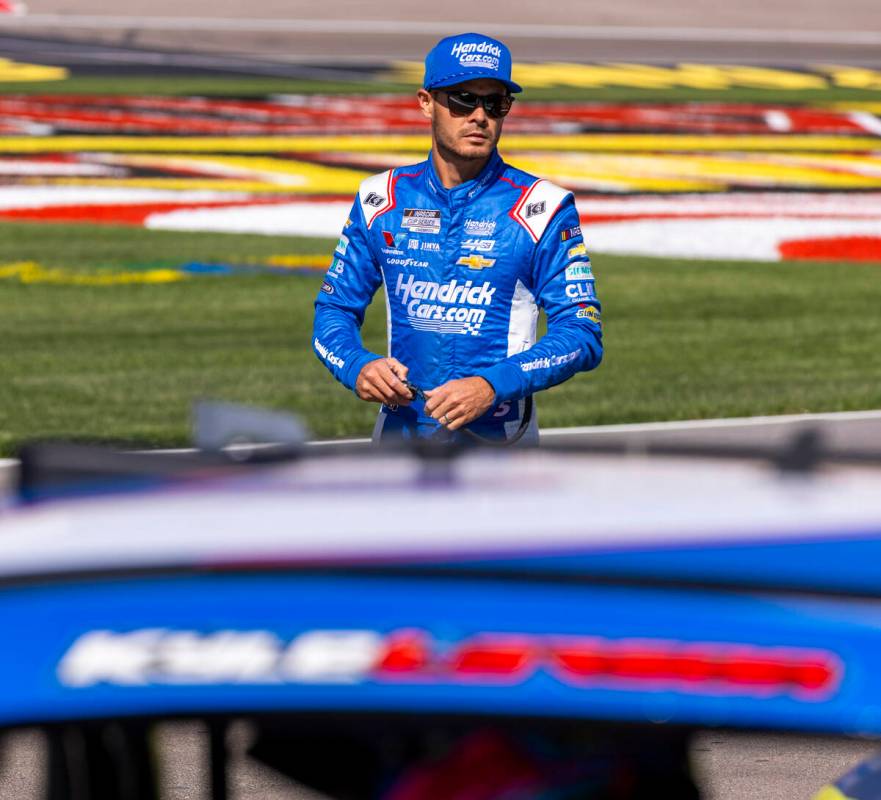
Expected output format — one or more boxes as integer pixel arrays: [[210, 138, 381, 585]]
[[576, 305, 601, 325], [326, 258, 345, 279], [565, 262, 593, 281], [320, 281, 334, 294], [565, 281, 596, 301], [561, 225, 582, 242], [567, 243, 587, 259], [335, 234, 349, 255]]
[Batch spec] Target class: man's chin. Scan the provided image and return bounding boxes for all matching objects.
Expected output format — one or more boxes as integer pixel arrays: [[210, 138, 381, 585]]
[[456, 143, 494, 160]]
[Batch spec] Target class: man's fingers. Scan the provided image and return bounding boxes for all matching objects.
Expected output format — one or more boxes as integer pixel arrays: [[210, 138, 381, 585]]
[[361, 374, 401, 405], [439, 405, 475, 430], [445, 411, 473, 431], [421, 378, 495, 428], [378, 361, 411, 400], [430, 397, 465, 427], [361, 361, 413, 405], [422, 389, 437, 414], [386, 358, 409, 381]]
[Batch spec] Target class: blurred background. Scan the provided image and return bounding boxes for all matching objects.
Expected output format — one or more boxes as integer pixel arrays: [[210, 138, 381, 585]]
[[0, 0, 880, 450], [1, 1, 881, 797]]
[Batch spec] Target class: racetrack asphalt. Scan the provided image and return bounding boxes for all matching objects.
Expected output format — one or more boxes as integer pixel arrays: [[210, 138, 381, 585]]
[[2, 723, 880, 800], [3, 0, 881, 68], [2, 1, 881, 797]]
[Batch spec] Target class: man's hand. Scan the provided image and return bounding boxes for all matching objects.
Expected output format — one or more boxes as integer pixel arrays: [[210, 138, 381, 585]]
[[424, 377, 495, 431], [355, 358, 414, 406]]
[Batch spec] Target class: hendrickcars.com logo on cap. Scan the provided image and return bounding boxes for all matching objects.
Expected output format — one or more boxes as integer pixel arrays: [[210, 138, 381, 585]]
[[423, 32, 523, 94], [451, 39, 502, 70]]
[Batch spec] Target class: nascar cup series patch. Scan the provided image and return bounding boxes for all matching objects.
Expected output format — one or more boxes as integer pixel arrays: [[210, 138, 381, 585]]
[[402, 209, 441, 234]]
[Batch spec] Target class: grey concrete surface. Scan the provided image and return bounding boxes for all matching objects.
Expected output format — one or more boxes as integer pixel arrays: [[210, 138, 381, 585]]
[[3, 0, 881, 66], [17, 0, 881, 31], [544, 411, 881, 453], [691, 731, 880, 800], [2, 724, 880, 799]]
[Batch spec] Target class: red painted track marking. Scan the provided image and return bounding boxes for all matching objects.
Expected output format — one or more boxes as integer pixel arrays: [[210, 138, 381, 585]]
[[778, 236, 881, 262]]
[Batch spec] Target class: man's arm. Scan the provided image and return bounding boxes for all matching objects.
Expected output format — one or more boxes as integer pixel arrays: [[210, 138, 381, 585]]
[[474, 194, 603, 403], [312, 199, 414, 407], [312, 199, 387, 390]]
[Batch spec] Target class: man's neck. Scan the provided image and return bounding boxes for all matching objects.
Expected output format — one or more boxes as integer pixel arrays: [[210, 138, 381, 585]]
[[431, 147, 491, 189]]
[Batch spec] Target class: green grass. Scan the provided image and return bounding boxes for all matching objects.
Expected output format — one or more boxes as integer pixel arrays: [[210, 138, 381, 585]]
[[2, 221, 880, 454], [1, 75, 879, 103]]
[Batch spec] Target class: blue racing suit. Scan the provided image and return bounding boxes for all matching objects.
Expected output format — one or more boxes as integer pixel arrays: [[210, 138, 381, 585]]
[[312, 149, 603, 441]]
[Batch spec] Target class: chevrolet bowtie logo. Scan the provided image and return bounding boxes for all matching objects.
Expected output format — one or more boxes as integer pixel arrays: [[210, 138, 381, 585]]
[[456, 255, 496, 270]]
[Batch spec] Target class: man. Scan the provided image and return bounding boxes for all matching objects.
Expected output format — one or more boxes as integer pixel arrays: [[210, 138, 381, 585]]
[[313, 32, 602, 443]]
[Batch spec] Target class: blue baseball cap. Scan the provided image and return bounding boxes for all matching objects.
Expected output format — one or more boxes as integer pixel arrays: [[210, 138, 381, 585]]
[[423, 32, 522, 94]]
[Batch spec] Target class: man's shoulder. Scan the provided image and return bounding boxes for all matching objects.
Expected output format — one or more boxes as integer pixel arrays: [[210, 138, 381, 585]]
[[355, 160, 429, 230], [498, 160, 574, 244]]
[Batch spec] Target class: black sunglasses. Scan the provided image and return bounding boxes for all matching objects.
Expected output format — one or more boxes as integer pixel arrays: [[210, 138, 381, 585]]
[[435, 90, 514, 119]]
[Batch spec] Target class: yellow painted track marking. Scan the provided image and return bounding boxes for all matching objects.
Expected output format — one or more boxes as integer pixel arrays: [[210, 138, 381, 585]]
[[2, 134, 880, 154], [0, 58, 67, 82], [388, 61, 881, 90]]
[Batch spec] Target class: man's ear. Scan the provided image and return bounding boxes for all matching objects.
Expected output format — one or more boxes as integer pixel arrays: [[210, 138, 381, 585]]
[[416, 89, 433, 120]]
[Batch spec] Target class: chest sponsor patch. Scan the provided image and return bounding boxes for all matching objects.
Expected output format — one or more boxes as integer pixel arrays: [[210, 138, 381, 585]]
[[409, 240, 440, 252], [394, 273, 494, 336], [565, 262, 593, 281], [464, 218, 496, 236], [456, 255, 496, 271], [561, 225, 582, 242], [461, 238, 495, 252], [402, 208, 441, 234], [383, 230, 407, 248]]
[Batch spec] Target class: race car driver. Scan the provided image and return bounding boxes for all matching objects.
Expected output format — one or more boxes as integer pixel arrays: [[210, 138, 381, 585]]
[[313, 32, 603, 443]]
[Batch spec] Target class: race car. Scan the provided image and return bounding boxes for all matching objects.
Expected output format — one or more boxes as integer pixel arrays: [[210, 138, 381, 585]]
[[1, 404, 880, 799]]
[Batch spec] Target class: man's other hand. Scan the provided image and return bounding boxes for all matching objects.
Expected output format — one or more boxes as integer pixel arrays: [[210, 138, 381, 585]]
[[356, 358, 413, 406], [424, 377, 495, 430]]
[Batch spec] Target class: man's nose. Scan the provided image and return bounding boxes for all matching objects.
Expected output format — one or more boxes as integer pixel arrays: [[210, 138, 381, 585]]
[[469, 104, 489, 125]]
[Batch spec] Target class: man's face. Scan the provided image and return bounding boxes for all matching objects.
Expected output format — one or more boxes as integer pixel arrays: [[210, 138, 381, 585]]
[[417, 78, 509, 162]]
